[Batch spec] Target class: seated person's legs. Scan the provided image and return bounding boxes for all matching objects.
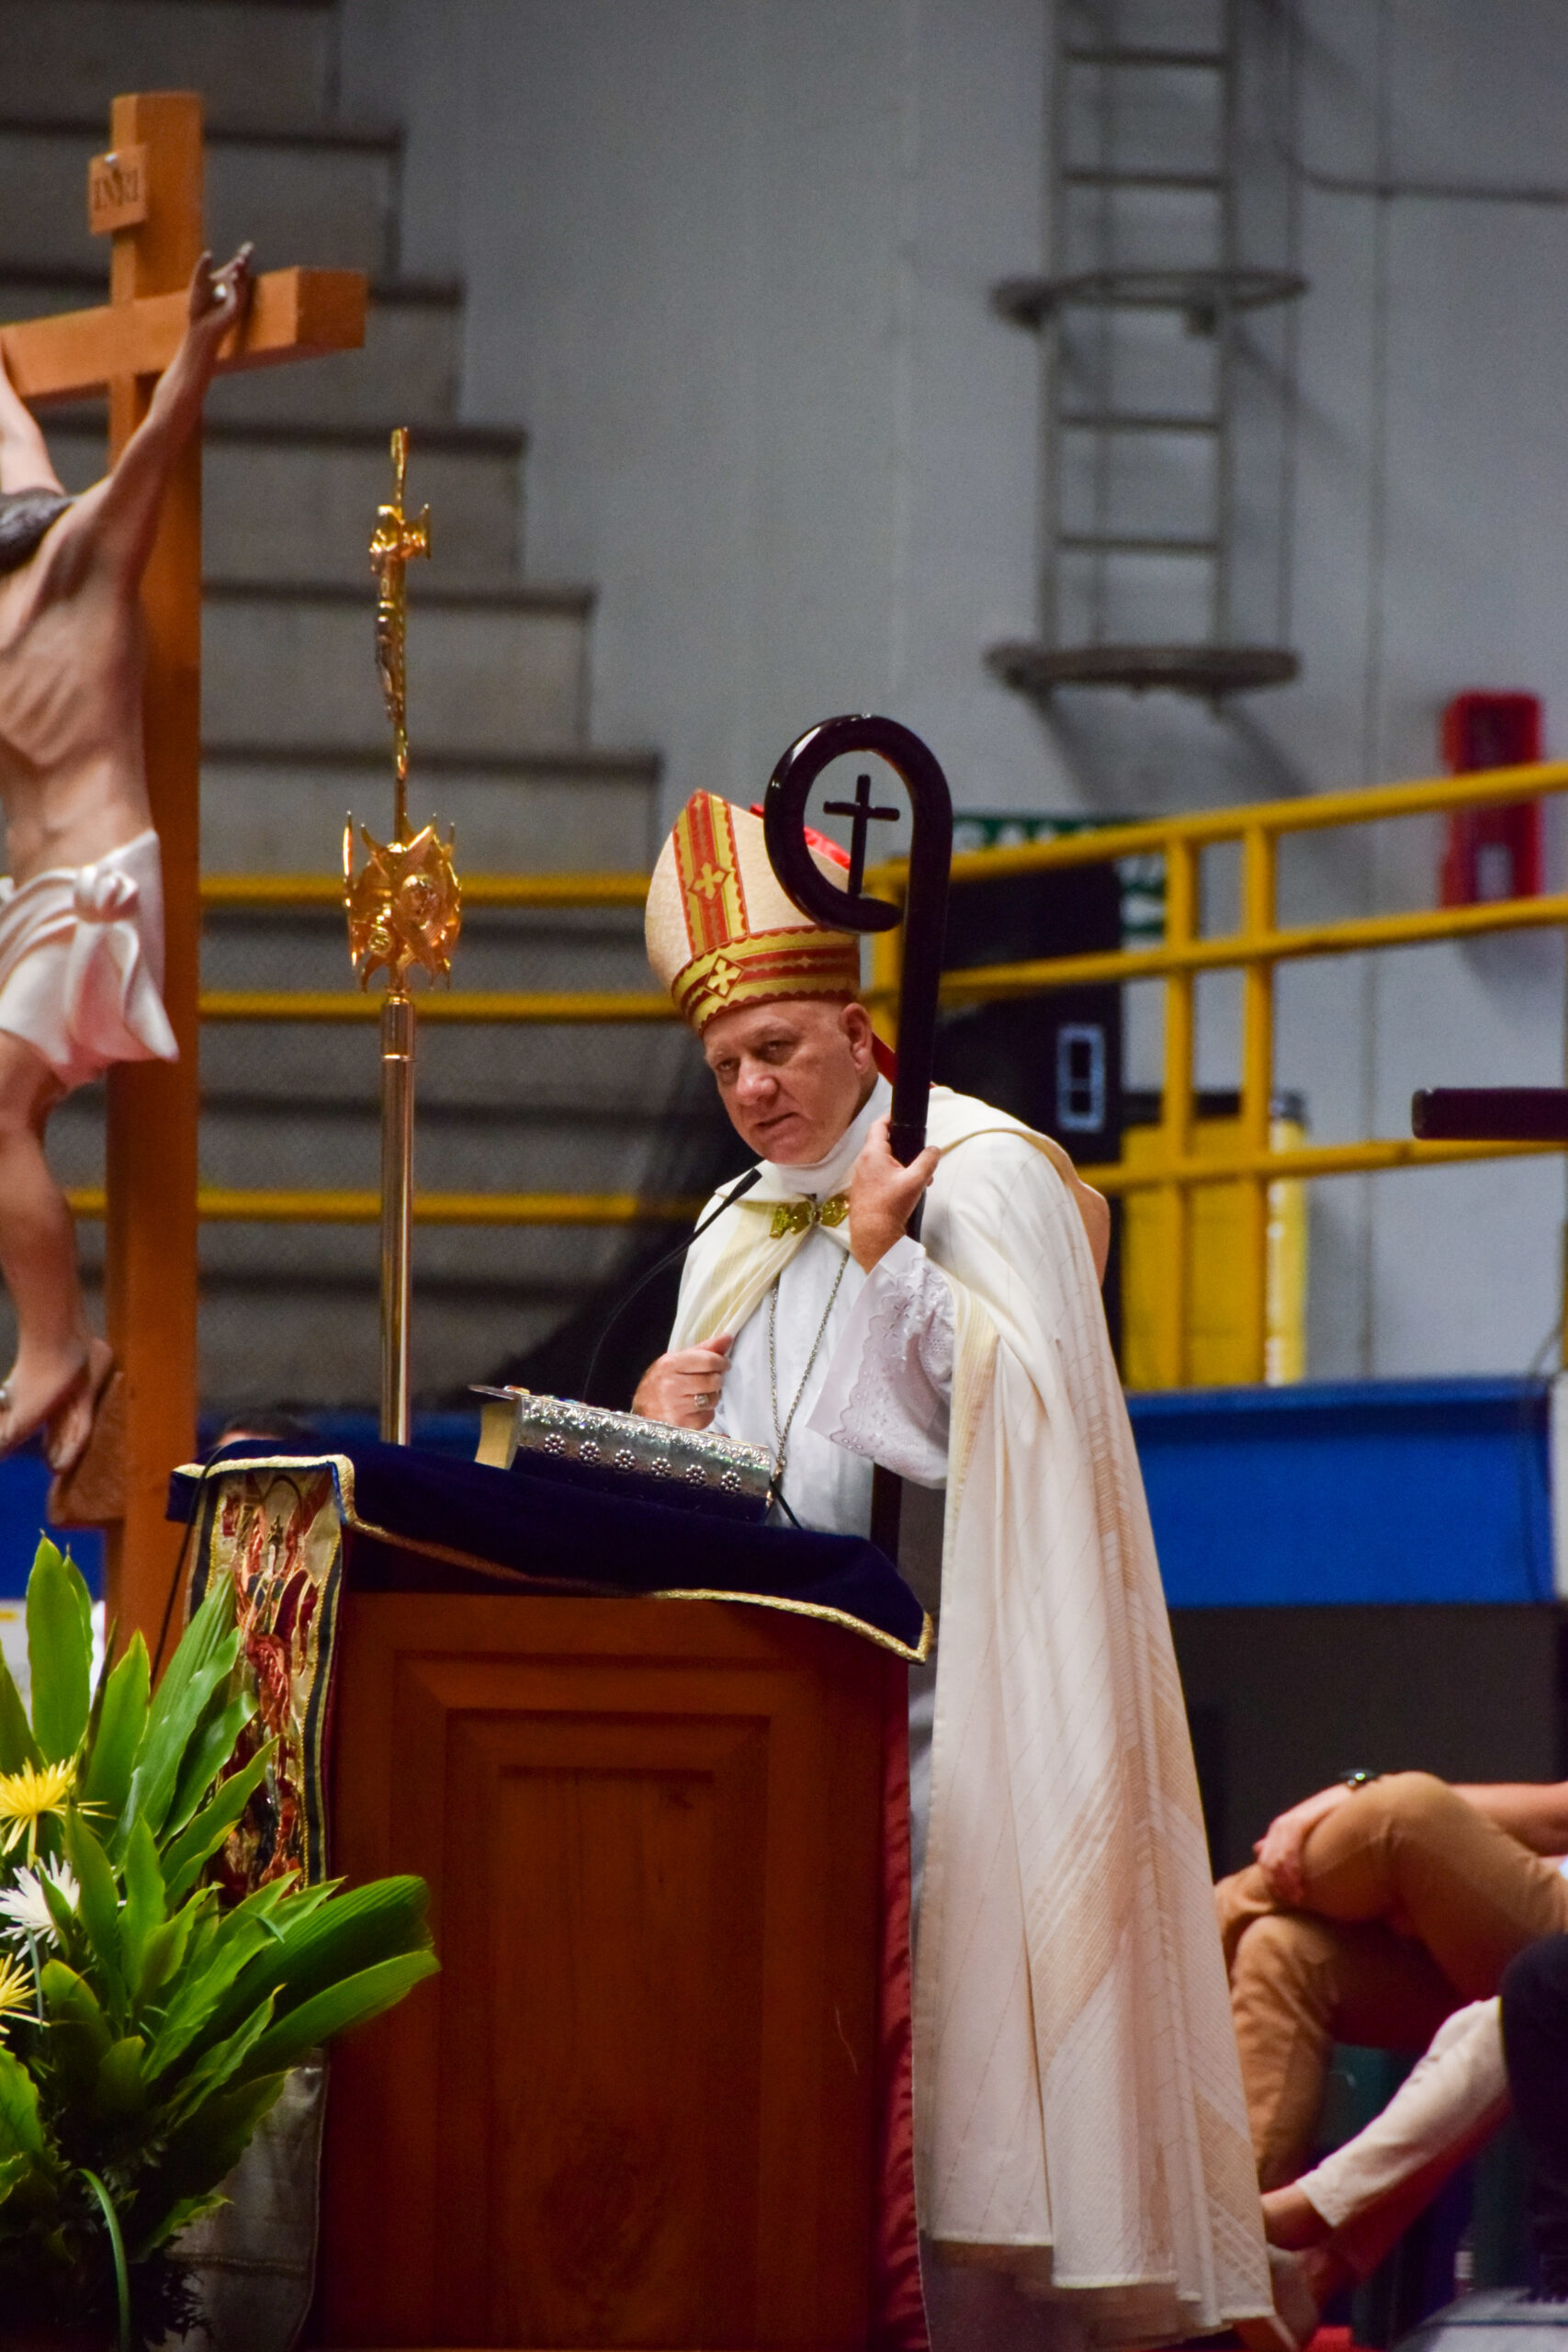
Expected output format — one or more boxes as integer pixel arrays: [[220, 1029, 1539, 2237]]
[[1221, 1770, 1568, 2187], [1501, 1933, 1568, 2296], [1297, 1773, 1568, 1997], [1227, 1897, 1457, 2187], [1266, 1998, 1507, 2342]]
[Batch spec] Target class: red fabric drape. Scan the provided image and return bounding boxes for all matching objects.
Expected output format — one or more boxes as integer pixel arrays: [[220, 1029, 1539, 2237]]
[[873, 1655, 930, 2352]]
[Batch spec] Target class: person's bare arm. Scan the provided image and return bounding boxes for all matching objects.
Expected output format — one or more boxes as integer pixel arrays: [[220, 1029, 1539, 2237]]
[[1450, 1781, 1568, 1854], [92, 244, 254, 582], [0, 342, 63, 495]]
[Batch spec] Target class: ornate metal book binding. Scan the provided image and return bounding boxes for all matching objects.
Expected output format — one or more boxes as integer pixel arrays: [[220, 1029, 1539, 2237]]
[[472, 1386, 774, 1522]]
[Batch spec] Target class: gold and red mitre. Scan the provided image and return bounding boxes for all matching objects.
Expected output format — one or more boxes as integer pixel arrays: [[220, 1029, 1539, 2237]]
[[646, 792, 860, 1034]]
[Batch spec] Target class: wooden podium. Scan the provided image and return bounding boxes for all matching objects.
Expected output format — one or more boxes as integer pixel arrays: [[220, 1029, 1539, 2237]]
[[312, 1579, 897, 2349]]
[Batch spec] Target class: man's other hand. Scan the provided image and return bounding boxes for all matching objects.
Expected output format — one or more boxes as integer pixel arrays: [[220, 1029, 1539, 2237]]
[[632, 1333, 735, 1429], [848, 1115, 940, 1272], [188, 243, 255, 334], [1253, 1781, 1355, 1906]]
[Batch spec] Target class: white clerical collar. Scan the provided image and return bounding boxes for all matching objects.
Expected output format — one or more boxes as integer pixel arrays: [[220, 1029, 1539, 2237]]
[[766, 1072, 892, 1200]]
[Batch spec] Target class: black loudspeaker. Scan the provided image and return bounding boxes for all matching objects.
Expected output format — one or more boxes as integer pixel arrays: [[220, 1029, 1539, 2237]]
[[931, 858, 1123, 1344]]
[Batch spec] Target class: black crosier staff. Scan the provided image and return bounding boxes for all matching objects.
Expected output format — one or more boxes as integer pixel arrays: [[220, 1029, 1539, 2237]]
[[763, 712, 953, 1560]]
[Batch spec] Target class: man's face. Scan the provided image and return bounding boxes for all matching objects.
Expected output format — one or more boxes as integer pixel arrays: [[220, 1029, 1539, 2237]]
[[702, 998, 876, 1163]]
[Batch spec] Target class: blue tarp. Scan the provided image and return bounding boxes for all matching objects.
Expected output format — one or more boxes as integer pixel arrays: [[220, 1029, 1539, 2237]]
[[1130, 1376, 1554, 1608]]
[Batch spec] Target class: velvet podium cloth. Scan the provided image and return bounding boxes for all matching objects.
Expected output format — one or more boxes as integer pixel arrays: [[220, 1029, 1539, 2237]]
[[169, 1439, 930, 2349]]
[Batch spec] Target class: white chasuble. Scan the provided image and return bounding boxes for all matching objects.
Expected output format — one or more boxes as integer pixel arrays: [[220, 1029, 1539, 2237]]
[[669, 1083, 1270, 2350]]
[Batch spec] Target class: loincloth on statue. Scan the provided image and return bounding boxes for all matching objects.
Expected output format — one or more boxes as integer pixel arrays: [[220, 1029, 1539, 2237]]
[[0, 828, 176, 1091]]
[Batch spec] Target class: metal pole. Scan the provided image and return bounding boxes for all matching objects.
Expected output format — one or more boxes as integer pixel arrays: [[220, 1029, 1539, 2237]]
[[344, 429, 456, 1446], [379, 986, 415, 1442]]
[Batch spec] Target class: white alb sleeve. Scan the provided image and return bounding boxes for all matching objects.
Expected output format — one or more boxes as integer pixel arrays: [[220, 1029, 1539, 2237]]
[[807, 1235, 954, 1488]]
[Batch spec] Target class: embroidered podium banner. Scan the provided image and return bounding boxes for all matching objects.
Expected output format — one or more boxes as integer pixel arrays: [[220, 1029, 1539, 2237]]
[[184, 1458, 345, 1892]]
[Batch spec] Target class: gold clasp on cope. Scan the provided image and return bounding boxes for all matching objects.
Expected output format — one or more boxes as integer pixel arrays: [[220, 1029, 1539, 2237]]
[[769, 1192, 850, 1239]]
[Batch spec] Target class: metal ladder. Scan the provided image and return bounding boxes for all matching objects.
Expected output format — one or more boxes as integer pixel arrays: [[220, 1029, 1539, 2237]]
[[990, 0, 1305, 700]]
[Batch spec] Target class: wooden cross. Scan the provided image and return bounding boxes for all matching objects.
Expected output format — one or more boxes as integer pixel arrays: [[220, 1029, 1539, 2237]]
[[0, 91, 366, 1653]]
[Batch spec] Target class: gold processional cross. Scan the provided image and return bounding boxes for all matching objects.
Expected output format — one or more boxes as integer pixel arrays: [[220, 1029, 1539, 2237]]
[[344, 428, 461, 1442], [0, 91, 366, 1646]]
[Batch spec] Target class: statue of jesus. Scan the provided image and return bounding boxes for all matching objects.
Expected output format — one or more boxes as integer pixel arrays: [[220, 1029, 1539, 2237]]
[[0, 242, 254, 1473]]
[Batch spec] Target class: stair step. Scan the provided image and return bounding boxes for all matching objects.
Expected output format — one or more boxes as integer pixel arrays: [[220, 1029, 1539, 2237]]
[[215, 279, 465, 427], [197, 1032, 691, 1176], [0, 120, 400, 280], [197, 1226, 641, 1412], [0, 275, 467, 429], [0, 2, 342, 136], [195, 1084, 687, 1195], [203, 899, 657, 997], [202, 581, 594, 754], [44, 417, 526, 586], [201, 747, 660, 874]]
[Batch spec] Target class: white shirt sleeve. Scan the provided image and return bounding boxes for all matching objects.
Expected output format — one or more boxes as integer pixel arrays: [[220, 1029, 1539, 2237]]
[[807, 1235, 954, 1488]]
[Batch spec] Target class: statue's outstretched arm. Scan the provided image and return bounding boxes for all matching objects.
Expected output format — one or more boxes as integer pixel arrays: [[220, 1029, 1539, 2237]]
[[0, 342, 62, 497], [91, 243, 254, 586]]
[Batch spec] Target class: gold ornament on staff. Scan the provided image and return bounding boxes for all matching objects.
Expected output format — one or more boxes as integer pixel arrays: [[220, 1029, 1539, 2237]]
[[344, 428, 462, 1444]]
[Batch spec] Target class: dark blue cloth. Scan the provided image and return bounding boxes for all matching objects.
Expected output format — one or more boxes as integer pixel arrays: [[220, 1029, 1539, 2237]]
[[169, 1439, 926, 1656]]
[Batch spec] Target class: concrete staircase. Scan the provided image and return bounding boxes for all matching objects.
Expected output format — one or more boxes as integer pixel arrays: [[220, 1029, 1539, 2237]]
[[0, 0, 686, 1411]]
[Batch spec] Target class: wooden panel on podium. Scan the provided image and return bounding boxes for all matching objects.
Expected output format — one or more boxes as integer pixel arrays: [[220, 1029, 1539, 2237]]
[[314, 1590, 889, 2350]]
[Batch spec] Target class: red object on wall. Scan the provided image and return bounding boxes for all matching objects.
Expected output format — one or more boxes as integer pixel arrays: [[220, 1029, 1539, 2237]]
[[1439, 691, 1544, 905]]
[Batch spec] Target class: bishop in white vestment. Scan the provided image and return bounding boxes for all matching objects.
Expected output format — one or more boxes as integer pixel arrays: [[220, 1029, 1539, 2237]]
[[637, 792, 1273, 2352]]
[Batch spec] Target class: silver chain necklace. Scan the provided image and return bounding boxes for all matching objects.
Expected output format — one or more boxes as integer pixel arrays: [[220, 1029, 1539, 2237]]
[[766, 1246, 850, 1510]]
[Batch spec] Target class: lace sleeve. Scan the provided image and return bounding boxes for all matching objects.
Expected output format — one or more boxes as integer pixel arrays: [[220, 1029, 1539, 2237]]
[[807, 1237, 954, 1488]]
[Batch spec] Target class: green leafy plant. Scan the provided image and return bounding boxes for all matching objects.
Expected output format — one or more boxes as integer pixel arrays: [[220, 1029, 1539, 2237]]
[[0, 1538, 437, 2346]]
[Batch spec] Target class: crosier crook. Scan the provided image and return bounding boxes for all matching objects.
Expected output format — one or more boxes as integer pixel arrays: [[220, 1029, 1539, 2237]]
[[762, 714, 953, 1560]]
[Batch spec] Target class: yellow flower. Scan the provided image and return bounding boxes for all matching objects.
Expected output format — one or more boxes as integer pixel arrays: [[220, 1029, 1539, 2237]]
[[0, 1761, 77, 1864], [0, 1951, 32, 2037]]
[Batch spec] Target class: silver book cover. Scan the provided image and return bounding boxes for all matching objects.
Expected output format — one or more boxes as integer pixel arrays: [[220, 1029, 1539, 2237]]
[[472, 1385, 774, 1511]]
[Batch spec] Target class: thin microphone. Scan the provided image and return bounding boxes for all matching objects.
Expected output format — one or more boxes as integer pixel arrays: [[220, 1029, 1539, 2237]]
[[581, 1167, 762, 1406]]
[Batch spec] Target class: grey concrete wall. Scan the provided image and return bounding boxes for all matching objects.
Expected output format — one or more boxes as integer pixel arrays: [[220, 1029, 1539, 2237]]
[[336, 0, 1568, 1384]]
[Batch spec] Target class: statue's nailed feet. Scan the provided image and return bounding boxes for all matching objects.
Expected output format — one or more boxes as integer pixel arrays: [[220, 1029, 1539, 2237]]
[[42, 1337, 115, 1476], [0, 1335, 116, 1473], [0, 1335, 110, 1463]]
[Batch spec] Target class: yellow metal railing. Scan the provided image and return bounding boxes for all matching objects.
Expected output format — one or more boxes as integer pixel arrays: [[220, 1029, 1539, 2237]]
[[63, 1187, 705, 1226], [865, 754, 1568, 1386], [62, 755, 1568, 1387]]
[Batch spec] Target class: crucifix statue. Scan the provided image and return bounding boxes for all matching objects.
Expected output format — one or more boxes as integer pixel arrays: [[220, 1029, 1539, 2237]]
[[0, 90, 366, 1646]]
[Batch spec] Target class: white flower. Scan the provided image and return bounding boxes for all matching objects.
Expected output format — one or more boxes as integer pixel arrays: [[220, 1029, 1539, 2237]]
[[0, 1860, 79, 1941]]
